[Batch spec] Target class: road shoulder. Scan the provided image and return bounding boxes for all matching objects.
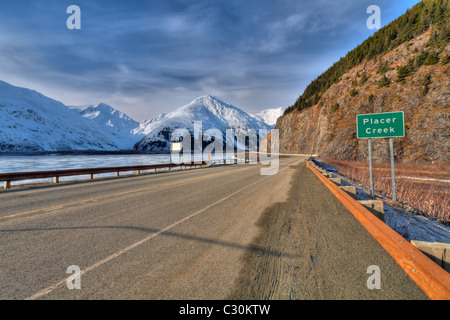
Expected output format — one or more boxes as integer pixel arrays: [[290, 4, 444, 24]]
[[228, 161, 428, 300]]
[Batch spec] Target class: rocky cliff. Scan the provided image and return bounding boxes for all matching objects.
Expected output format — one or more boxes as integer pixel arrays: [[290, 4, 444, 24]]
[[276, 29, 449, 162]]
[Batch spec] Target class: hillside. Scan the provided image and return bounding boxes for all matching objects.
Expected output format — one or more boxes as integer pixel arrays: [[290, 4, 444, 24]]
[[276, 0, 449, 162]]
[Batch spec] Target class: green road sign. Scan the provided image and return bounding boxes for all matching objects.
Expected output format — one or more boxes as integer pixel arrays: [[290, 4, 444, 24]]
[[357, 111, 404, 139]]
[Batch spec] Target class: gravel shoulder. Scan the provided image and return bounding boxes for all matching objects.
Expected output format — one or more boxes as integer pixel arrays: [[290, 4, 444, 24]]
[[228, 161, 428, 300]]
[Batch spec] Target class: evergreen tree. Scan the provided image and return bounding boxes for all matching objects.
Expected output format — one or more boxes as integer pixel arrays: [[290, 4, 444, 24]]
[[284, 0, 449, 114]]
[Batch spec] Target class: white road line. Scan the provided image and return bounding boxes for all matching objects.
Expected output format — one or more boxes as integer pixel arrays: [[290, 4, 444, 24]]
[[1, 166, 255, 222], [25, 167, 288, 300]]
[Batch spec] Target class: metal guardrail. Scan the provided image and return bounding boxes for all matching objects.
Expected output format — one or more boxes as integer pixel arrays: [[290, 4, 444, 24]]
[[0, 162, 208, 189], [0, 152, 278, 189], [307, 160, 450, 300]]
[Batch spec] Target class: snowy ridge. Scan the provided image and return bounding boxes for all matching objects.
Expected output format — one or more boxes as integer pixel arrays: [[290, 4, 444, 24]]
[[251, 107, 285, 127], [133, 95, 273, 152], [0, 81, 119, 152], [72, 103, 144, 149]]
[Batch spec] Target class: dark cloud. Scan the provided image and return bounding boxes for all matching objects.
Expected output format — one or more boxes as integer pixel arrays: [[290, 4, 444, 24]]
[[0, 0, 421, 120]]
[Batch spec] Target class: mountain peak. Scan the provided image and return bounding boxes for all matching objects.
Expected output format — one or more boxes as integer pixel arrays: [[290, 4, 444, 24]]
[[96, 103, 115, 112], [187, 95, 243, 116], [133, 95, 272, 152], [191, 95, 224, 105]]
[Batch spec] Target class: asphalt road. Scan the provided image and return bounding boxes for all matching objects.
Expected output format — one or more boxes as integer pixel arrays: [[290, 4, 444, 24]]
[[0, 156, 428, 300]]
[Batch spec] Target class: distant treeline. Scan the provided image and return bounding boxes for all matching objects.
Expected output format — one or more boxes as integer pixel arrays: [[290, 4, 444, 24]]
[[284, 0, 449, 115]]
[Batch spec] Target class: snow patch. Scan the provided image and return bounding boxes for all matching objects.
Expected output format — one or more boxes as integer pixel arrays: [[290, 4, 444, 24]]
[[251, 107, 285, 127]]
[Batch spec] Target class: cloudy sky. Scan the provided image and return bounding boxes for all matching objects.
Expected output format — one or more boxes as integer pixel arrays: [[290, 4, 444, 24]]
[[0, 0, 421, 121]]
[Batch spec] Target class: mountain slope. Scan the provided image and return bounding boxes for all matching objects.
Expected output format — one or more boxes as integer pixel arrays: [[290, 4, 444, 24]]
[[251, 107, 285, 127], [284, 0, 449, 115], [276, 29, 449, 162], [133, 95, 272, 152], [0, 81, 119, 152], [276, 0, 449, 162], [73, 103, 143, 149]]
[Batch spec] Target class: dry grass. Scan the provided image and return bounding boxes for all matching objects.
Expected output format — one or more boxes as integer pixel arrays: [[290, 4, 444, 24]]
[[321, 157, 450, 225]]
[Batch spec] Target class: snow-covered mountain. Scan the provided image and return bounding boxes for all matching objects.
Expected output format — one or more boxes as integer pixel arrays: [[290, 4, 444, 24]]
[[0, 80, 277, 154], [70, 103, 143, 149], [0, 81, 120, 153], [133, 112, 167, 136], [133, 95, 273, 152], [251, 107, 285, 127]]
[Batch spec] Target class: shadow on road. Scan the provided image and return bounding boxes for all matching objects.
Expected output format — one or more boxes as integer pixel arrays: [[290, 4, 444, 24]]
[[0, 224, 300, 259]]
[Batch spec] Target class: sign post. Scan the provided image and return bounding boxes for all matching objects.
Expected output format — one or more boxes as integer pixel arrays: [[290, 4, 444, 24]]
[[368, 138, 374, 196], [389, 138, 397, 201], [357, 111, 404, 201]]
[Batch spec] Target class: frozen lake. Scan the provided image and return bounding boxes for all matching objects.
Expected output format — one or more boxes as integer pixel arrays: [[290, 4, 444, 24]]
[[0, 153, 236, 187]]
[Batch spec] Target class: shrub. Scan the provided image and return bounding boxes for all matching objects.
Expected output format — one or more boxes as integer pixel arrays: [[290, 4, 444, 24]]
[[349, 88, 359, 97], [421, 74, 432, 96], [359, 72, 369, 86], [426, 31, 439, 47], [377, 60, 390, 74], [414, 51, 429, 67], [377, 75, 391, 88], [423, 53, 440, 65], [398, 65, 413, 80], [441, 55, 450, 65]]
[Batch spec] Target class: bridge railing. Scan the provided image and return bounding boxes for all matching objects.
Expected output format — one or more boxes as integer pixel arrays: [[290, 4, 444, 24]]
[[0, 152, 282, 189], [0, 162, 208, 189]]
